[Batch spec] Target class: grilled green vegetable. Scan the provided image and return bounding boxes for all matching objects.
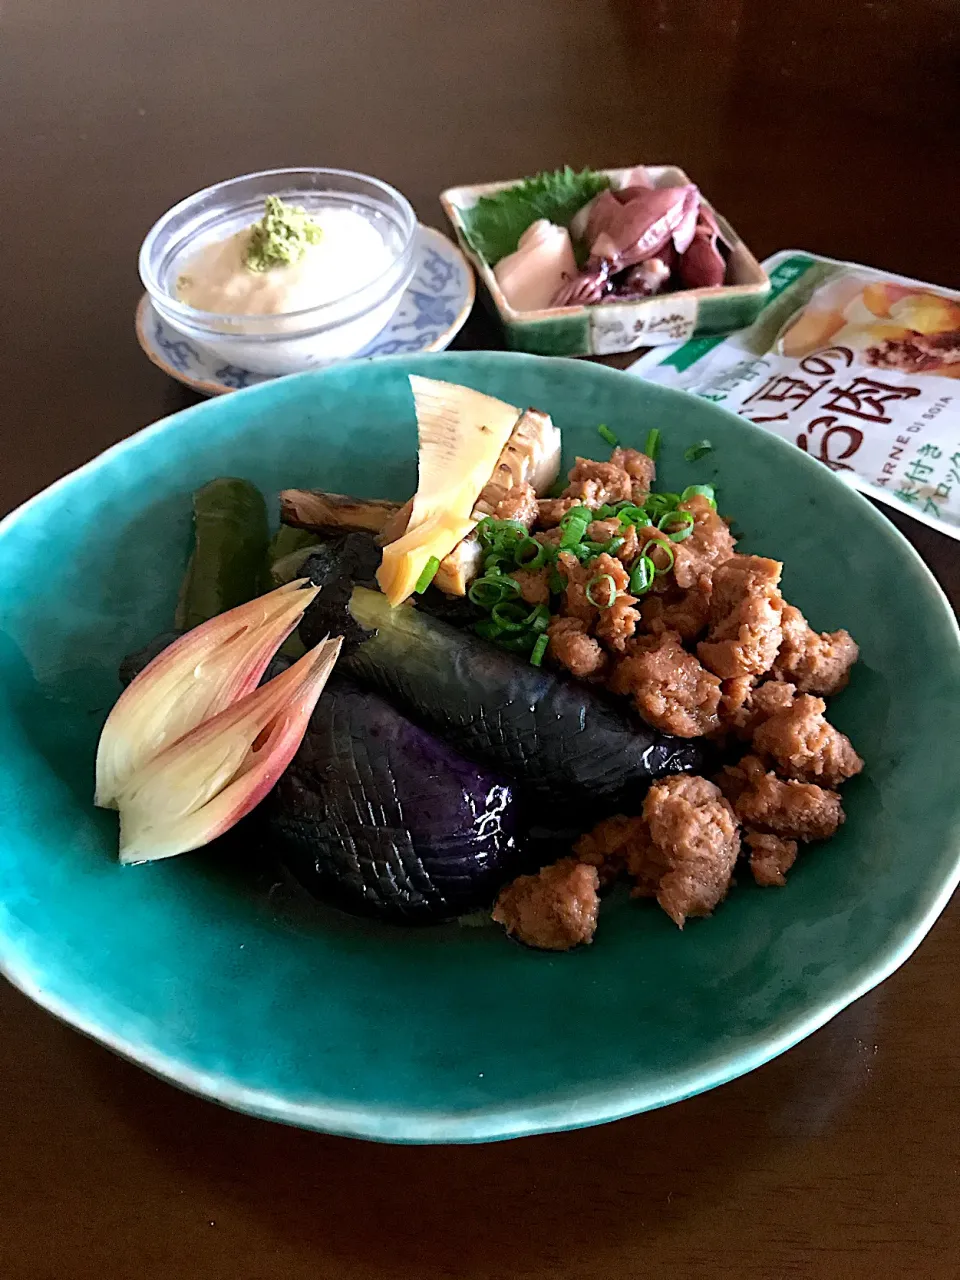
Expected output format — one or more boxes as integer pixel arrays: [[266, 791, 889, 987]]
[[175, 478, 269, 630], [267, 525, 322, 587]]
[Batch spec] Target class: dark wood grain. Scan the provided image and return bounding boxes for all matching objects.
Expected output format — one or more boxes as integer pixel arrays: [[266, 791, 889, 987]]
[[2, 2, 959, 1276]]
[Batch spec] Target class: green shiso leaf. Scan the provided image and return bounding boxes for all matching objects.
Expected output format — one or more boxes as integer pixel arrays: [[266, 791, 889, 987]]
[[459, 166, 611, 266]]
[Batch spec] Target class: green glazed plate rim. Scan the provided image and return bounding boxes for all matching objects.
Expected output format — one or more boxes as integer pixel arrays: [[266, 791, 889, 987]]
[[2, 353, 959, 1144]]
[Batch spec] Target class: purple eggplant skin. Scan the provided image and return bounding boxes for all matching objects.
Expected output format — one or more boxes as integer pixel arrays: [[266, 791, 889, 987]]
[[264, 677, 522, 923], [301, 584, 707, 805]]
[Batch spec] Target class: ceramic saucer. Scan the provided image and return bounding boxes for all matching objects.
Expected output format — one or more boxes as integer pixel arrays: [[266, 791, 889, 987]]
[[135, 225, 475, 395]]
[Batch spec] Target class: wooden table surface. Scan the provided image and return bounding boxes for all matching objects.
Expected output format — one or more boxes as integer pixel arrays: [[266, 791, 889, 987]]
[[2, 2, 959, 1276]]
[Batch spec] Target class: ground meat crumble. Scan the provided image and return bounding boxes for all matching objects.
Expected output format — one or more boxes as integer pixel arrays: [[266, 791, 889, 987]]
[[546, 616, 607, 679], [746, 832, 799, 887], [511, 566, 551, 606], [586, 517, 622, 544], [672, 494, 737, 588], [537, 496, 580, 527], [634, 775, 741, 927], [573, 814, 645, 885], [610, 446, 656, 504], [773, 604, 859, 696], [482, 446, 862, 948], [719, 755, 844, 842], [698, 554, 784, 680], [641, 581, 712, 641], [492, 859, 600, 950], [538, 445, 657, 523], [720, 678, 796, 739], [492, 481, 539, 528], [609, 630, 721, 737], [752, 692, 863, 787]]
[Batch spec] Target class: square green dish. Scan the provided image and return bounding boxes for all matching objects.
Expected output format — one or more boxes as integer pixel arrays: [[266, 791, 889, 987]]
[[441, 165, 771, 357]]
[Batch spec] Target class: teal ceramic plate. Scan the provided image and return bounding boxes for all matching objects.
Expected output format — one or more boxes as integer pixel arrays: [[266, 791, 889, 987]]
[[1, 353, 958, 1144]]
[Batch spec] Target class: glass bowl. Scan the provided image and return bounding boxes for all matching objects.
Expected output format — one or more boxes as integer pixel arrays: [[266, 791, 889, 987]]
[[139, 168, 418, 375]]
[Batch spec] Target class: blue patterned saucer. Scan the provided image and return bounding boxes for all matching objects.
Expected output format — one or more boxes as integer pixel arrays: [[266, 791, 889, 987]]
[[135, 225, 475, 395]]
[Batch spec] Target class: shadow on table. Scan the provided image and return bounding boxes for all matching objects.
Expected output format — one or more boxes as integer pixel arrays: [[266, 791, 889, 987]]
[[72, 989, 883, 1277]]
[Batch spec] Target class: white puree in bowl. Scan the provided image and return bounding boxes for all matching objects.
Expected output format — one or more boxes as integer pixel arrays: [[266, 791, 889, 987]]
[[176, 207, 394, 316]]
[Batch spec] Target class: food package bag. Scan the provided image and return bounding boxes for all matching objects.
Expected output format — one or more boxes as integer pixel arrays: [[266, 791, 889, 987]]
[[629, 251, 960, 539]]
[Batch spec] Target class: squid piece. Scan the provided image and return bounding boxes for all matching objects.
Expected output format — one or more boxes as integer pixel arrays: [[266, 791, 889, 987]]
[[586, 184, 700, 271], [493, 219, 578, 312], [553, 183, 702, 306], [677, 204, 727, 289]]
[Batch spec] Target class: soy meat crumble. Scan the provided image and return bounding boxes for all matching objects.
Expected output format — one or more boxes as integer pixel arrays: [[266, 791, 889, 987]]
[[491, 445, 861, 950]]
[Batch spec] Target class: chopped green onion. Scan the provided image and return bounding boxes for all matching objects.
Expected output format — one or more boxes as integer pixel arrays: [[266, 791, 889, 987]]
[[414, 555, 441, 593], [641, 537, 675, 574], [644, 491, 681, 515], [657, 510, 695, 542], [559, 504, 593, 527], [548, 568, 565, 594], [491, 601, 530, 631], [474, 618, 502, 641], [468, 575, 521, 608], [586, 573, 617, 609], [644, 428, 661, 459], [617, 504, 648, 526], [478, 518, 528, 549], [594, 504, 618, 520], [629, 555, 657, 595], [482, 554, 509, 575], [597, 423, 619, 448], [478, 627, 534, 655], [530, 633, 550, 667], [570, 543, 596, 562], [516, 537, 547, 570], [684, 440, 713, 462], [559, 513, 591, 548], [680, 484, 716, 509], [501, 521, 529, 542], [584, 535, 624, 557], [527, 604, 551, 632], [560, 523, 590, 550]]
